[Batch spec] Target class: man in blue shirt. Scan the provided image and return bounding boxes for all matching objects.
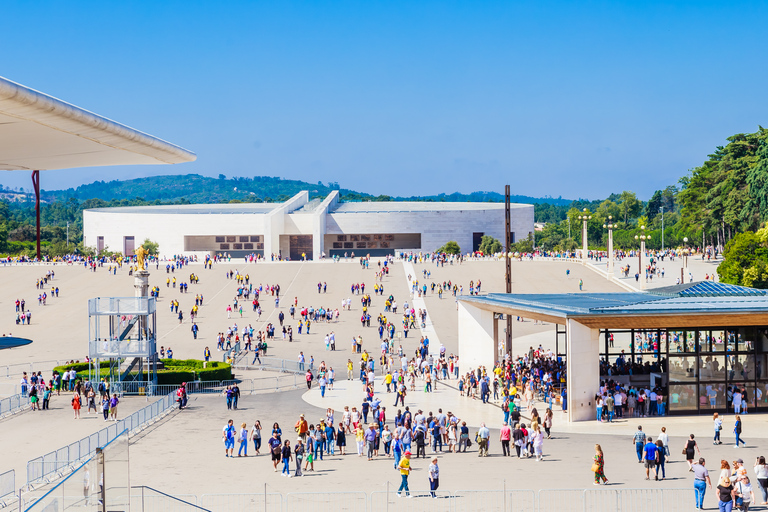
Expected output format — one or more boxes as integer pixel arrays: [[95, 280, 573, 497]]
[[430, 420, 443, 453], [642, 436, 658, 480]]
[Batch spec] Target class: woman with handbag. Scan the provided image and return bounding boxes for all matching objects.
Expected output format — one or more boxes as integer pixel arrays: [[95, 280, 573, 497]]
[[714, 412, 723, 445], [592, 444, 608, 485], [736, 476, 756, 511], [684, 434, 700, 471]]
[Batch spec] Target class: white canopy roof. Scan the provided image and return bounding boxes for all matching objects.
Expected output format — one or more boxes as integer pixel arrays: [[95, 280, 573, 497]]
[[0, 76, 196, 171]]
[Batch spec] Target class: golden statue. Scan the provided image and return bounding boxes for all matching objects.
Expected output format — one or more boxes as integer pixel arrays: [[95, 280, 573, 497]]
[[135, 245, 149, 270]]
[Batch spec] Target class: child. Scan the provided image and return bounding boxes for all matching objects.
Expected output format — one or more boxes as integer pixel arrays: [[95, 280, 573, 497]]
[[101, 396, 110, 421]]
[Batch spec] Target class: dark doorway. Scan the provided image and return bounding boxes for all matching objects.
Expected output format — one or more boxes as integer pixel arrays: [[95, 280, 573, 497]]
[[290, 235, 313, 260], [472, 232, 484, 252]]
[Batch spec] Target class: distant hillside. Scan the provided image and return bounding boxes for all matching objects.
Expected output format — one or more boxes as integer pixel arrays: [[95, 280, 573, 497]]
[[41, 174, 571, 205], [42, 175, 350, 203]]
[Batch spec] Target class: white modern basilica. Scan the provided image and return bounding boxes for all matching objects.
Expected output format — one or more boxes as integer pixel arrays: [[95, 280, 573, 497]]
[[83, 190, 534, 260]]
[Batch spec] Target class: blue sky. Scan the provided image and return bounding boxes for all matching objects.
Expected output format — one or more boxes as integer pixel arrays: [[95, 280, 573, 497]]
[[2, 0, 766, 200]]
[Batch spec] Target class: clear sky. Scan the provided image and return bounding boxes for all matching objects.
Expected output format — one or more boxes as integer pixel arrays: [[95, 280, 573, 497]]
[[1, 0, 766, 200]]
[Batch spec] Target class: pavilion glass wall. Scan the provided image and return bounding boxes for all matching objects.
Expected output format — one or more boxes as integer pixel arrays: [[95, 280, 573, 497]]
[[600, 326, 768, 415]]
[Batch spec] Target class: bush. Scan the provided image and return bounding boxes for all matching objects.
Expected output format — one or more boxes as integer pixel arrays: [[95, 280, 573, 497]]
[[478, 235, 502, 255], [53, 359, 232, 384], [53, 361, 111, 374], [437, 241, 461, 255]]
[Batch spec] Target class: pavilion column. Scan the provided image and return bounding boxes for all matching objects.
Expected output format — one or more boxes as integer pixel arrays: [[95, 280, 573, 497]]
[[565, 318, 600, 422], [32, 170, 41, 260], [457, 302, 496, 371]]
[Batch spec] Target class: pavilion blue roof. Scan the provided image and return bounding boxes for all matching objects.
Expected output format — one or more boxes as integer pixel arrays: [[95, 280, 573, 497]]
[[459, 282, 768, 319]]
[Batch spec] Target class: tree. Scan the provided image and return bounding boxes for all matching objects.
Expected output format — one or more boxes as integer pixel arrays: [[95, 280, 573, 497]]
[[717, 230, 768, 287], [141, 238, 160, 255], [478, 235, 502, 255], [618, 191, 642, 225], [437, 241, 461, 254], [512, 234, 535, 254]]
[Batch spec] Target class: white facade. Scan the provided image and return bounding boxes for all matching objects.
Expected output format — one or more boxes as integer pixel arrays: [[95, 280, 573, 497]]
[[83, 190, 534, 260]]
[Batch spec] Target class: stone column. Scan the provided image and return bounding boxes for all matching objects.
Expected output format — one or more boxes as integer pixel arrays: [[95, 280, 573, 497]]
[[565, 319, 600, 422], [134, 270, 150, 298]]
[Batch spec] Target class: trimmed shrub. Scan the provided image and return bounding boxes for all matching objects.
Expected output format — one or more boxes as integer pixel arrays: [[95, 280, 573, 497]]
[[54, 359, 232, 385]]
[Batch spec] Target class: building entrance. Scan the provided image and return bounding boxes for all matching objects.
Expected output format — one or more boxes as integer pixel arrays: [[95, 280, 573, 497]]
[[289, 235, 313, 260]]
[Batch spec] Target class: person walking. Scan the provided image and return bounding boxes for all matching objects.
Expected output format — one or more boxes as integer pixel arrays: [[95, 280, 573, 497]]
[[397, 451, 412, 498], [714, 412, 723, 445], [736, 477, 756, 512], [294, 439, 304, 477], [643, 436, 659, 480], [734, 415, 745, 448], [222, 419, 236, 457], [281, 440, 292, 477], [593, 444, 608, 485], [754, 456, 768, 505], [716, 476, 736, 512], [477, 423, 490, 457], [500, 421, 512, 456], [237, 423, 249, 457], [655, 439, 667, 480], [684, 434, 700, 471], [428, 456, 439, 498], [692, 458, 712, 509], [252, 421, 262, 455], [633, 425, 646, 463], [72, 392, 81, 420]]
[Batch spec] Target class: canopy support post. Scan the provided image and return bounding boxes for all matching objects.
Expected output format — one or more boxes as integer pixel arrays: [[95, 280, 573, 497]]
[[32, 170, 41, 260]]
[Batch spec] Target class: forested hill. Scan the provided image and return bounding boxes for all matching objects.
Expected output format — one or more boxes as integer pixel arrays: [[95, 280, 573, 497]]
[[40, 174, 571, 205]]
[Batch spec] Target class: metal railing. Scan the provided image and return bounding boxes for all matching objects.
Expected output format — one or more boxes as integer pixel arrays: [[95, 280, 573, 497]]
[[0, 393, 29, 418], [190, 488, 690, 512], [25, 392, 177, 487], [114, 375, 303, 397], [129, 487, 209, 511], [0, 470, 14, 503], [1, 360, 64, 380], [232, 355, 314, 374]]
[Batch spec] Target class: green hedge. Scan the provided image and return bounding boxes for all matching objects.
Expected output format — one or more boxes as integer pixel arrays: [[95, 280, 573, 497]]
[[53, 361, 111, 374], [53, 359, 232, 385]]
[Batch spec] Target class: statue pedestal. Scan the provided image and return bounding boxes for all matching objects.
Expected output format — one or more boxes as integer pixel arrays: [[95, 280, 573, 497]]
[[134, 270, 150, 298]]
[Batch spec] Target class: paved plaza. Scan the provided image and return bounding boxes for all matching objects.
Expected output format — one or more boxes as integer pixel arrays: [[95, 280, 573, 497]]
[[2, 255, 765, 509]]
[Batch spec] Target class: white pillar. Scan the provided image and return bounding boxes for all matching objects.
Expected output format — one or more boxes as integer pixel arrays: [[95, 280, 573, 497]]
[[134, 270, 149, 298], [607, 229, 614, 279], [457, 302, 496, 371], [565, 319, 600, 422]]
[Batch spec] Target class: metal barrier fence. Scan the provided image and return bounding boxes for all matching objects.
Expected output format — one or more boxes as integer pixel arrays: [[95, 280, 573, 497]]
[[0, 393, 28, 418], [1, 360, 65, 380], [287, 491, 367, 512], [0, 470, 14, 502], [199, 493, 284, 512], [115, 375, 303, 397], [191, 488, 693, 512], [129, 487, 206, 512], [25, 392, 177, 488], [233, 356, 307, 374]]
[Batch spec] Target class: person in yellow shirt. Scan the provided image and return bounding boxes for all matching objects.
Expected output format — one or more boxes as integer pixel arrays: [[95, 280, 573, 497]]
[[385, 372, 393, 392], [347, 359, 354, 380], [397, 451, 412, 497]]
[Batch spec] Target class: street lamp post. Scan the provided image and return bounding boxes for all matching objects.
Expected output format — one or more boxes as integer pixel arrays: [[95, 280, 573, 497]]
[[635, 225, 650, 290], [682, 237, 689, 283], [660, 206, 664, 251], [578, 209, 592, 266], [603, 216, 615, 280]]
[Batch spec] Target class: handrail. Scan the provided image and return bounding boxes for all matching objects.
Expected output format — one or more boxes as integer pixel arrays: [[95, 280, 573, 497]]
[[133, 486, 211, 511]]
